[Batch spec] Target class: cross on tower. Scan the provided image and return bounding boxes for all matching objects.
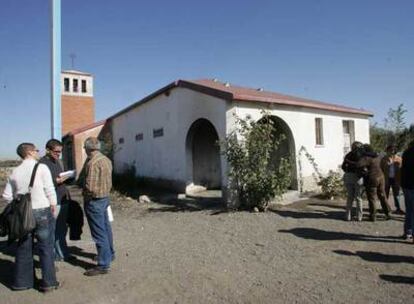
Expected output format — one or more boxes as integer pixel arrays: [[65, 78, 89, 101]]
[[69, 53, 77, 69]]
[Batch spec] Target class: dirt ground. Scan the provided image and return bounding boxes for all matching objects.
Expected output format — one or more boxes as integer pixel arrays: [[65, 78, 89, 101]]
[[0, 182, 413, 304]]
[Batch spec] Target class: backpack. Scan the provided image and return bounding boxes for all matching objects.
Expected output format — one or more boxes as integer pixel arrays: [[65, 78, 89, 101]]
[[2, 163, 39, 241]]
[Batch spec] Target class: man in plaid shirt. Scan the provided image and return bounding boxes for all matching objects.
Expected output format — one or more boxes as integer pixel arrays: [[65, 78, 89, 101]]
[[78, 137, 115, 276]]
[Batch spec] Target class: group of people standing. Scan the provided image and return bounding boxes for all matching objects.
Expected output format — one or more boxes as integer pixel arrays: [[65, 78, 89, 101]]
[[2, 137, 114, 292], [342, 140, 414, 241]]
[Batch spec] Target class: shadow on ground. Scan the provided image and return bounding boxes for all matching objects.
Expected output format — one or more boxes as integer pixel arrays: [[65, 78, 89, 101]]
[[379, 274, 414, 285], [270, 208, 345, 220], [333, 250, 414, 264], [147, 195, 227, 214], [270, 198, 399, 222], [66, 246, 96, 270], [278, 227, 406, 244]]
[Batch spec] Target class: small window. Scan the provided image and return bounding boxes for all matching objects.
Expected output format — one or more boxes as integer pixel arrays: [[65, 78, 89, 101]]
[[73, 79, 78, 92], [153, 128, 164, 138], [81, 80, 87, 93], [343, 120, 355, 154], [135, 133, 143, 141], [315, 118, 324, 146], [64, 78, 70, 92], [118, 137, 124, 144]]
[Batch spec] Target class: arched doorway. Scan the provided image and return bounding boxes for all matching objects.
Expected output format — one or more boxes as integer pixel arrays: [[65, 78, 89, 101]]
[[185, 119, 222, 190], [258, 115, 298, 190]]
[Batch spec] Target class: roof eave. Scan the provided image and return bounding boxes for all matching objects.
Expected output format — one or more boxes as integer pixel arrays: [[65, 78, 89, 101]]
[[233, 97, 374, 117]]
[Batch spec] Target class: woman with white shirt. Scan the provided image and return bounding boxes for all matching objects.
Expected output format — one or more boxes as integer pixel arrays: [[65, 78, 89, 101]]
[[2, 143, 60, 292]]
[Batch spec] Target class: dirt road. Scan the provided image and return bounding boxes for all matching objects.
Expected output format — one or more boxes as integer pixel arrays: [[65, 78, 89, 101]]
[[0, 186, 413, 304]]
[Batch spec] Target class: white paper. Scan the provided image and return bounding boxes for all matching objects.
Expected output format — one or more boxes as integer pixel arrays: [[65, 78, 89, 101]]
[[59, 170, 76, 179], [107, 206, 114, 222]]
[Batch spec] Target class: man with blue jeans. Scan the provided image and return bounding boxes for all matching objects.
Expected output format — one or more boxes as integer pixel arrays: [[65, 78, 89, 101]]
[[401, 140, 414, 241], [2, 143, 59, 292], [40, 139, 75, 262], [78, 137, 114, 276]]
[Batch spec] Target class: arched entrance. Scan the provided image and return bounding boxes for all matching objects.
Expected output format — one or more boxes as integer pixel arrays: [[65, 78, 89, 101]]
[[259, 115, 298, 190], [185, 118, 222, 190]]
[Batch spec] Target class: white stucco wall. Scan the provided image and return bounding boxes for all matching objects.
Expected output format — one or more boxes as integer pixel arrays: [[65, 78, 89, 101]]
[[112, 87, 370, 192], [232, 101, 370, 190], [111, 87, 229, 188], [61, 72, 93, 97]]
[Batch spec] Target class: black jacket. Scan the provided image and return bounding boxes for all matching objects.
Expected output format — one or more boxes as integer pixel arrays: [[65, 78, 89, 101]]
[[39, 156, 67, 204], [66, 198, 84, 240], [342, 149, 364, 175], [401, 146, 414, 189]]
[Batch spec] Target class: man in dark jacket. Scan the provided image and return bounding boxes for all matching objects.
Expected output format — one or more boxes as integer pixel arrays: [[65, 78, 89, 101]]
[[357, 145, 391, 221], [401, 140, 414, 241], [342, 141, 364, 221], [40, 139, 75, 262]]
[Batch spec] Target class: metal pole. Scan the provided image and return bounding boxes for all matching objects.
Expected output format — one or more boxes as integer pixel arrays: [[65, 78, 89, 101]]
[[51, 0, 61, 139]]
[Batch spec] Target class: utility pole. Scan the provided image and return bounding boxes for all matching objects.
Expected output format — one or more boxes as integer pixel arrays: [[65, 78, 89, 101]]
[[51, 0, 61, 139]]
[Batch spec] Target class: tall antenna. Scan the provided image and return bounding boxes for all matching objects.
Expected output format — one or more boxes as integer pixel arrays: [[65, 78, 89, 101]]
[[69, 53, 77, 69]]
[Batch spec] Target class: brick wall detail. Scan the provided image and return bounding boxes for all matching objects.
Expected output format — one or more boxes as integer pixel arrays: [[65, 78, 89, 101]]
[[62, 95, 95, 135]]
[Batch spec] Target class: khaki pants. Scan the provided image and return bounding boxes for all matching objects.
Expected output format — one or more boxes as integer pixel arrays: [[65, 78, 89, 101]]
[[343, 172, 363, 221]]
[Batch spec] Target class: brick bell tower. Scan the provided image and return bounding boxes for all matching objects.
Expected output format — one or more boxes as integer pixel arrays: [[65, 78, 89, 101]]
[[61, 70, 95, 135]]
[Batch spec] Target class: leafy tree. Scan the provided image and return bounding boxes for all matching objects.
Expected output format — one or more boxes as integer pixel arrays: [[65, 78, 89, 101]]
[[369, 122, 390, 153], [222, 112, 291, 211], [383, 103, 407, 133], [370, 103, 410, 152]]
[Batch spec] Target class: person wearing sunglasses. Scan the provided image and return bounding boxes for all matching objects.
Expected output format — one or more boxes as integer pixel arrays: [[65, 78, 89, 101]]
[[40, 139, 76, 262]]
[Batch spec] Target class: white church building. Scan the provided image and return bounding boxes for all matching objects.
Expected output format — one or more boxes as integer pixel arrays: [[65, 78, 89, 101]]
[[109, 79, 372, 195]]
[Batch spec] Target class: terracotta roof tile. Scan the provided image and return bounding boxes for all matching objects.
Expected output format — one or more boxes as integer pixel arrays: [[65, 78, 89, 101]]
[[110, 78, 373, 119], [182, 79, 373, 116], [63, 120, 107, 137]]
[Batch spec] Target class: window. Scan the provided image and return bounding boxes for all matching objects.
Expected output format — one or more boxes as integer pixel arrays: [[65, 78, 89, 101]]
[[118, 137, 124, 144], [315, 118, 324, 146], [135, 133, 143, 141], [81, 80, 87, 93], [153, 128, 164, 138], [343, 120, 355, 154], [73, 79, 78, 92], [64, 78, 70, 92]]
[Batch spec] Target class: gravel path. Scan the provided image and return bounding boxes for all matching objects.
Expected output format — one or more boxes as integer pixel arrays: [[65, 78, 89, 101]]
[[0, 186, 413, 304]]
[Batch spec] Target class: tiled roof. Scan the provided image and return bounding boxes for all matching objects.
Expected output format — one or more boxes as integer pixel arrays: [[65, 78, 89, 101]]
[[181, 79, 373, 116], [111, 79, 373, 119], [63, 120, 106, 137]]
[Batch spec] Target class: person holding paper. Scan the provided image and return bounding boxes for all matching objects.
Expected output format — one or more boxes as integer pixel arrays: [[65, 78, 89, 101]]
[[40, 139, 76, 262], [78, 137, 115, 276]]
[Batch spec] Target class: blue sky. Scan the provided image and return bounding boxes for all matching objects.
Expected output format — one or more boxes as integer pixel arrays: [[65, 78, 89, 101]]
[[0, 0, 413, 159]]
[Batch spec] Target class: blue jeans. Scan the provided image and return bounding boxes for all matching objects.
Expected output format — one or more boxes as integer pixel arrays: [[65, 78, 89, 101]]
[[403, 188, 414, 236], [385, 178, 401, 210], [13, 208, 57, 289], [54, 203, 69, 260], [84, 197, 114, 269]]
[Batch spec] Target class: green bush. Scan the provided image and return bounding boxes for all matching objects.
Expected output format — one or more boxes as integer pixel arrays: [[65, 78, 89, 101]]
[[317, 170, 345, 199], [222, 112, 292, 211]]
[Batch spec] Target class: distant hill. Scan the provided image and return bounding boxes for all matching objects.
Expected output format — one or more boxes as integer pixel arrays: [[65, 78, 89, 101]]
[[0, 160, 21, 168]]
